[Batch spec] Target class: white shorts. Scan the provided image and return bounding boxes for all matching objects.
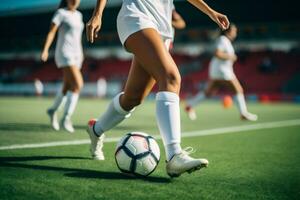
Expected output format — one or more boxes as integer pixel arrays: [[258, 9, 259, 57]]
[[116, 1, 173, 46], [209, 68, 236, 80], [55, 54, 83, 69]]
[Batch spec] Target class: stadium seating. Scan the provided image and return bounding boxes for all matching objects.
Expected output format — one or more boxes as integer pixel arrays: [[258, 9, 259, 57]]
[[0, 50, 299, 98]]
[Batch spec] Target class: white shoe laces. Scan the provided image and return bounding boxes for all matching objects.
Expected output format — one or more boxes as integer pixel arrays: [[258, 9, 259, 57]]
[[182, 147, 196, 155]]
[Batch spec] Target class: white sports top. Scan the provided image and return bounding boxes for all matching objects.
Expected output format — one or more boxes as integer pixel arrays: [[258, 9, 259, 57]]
[[209, 35, 235, 73], [52, 8, 84, 58]]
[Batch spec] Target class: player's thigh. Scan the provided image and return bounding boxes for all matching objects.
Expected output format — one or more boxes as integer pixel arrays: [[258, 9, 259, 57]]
[[124, 28, 180, 93], [62, 66, 83, 89], [121, 57, 156, 108], [206, 80, 221, 95]]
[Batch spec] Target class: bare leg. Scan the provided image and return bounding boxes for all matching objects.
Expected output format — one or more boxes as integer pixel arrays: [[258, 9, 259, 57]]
[[185, 80, 219, 120], [227, 78, 257, 121], [61, 66, 84, 132]]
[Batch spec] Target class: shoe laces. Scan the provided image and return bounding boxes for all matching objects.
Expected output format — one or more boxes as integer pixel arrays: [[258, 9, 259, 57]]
[[182, 147, 196, 155]]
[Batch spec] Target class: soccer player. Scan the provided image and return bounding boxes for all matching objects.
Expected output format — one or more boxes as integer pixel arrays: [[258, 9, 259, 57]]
[[185, 24, 258, 121], [41, 0, 84, 133], [86, 0, 229, 177]]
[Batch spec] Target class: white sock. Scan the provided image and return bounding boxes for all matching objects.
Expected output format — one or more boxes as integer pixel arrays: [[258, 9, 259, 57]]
[[63, 91, 79, 118], [156, 91, 182, 161], [94, 92, 135, 136], [234, 93, 248, 115], [187, 92, 206, 107], [50, 90, 66, 111]]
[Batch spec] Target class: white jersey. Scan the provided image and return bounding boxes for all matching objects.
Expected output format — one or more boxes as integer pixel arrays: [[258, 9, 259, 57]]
[[209, 35, 236, 80], [52, 8, 84, 68], [117, 0, 174, 45]]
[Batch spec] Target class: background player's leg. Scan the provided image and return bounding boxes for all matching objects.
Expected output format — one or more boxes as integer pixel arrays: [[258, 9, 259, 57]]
[[185, 80, 218, 120], [46, 70, 70, 131], [227, 79, 257, 121], [61, 66, 83, 132]]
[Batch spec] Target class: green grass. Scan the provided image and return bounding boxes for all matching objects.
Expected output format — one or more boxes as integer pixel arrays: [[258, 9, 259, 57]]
[[0, 97, 300, 200]]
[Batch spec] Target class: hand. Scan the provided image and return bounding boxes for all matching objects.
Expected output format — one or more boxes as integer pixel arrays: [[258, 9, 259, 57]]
[[231, 54, 237, 62], [86, 15, 102, 43], [41, 50, 48, 62], [208, 11, 230, 30]]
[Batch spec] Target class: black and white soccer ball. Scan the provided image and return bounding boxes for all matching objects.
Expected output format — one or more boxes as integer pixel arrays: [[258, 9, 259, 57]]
[[115, 132, 160, 177]]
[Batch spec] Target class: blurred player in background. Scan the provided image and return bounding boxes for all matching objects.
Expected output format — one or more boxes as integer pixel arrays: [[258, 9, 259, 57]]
[[86, 0, 229, 177], [34, 78, 44, 96], [185, 24, 258, 121], [41, 0, 84, 133]]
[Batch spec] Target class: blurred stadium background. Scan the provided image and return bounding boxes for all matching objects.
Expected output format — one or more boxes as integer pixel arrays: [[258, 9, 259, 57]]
[[1, 1, 300, 199], [0, 0, 299, 101]]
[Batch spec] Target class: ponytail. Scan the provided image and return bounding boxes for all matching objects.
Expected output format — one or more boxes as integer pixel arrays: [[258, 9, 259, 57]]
[[221, 23, 236, 35]]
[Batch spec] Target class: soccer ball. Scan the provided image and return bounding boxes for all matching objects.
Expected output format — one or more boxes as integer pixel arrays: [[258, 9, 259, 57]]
[[115, 132, 160, 177]]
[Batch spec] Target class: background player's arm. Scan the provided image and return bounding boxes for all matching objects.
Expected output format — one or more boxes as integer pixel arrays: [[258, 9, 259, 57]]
[[41, 23, 58, 62], [215, 49, 237, 61], [86, 0, 107, 43], [172, 10, 186, 30], [187, 0, 229, 30]]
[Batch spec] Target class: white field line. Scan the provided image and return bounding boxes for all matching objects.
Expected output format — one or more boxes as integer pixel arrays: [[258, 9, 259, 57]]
[[0, 119, 300, 151]]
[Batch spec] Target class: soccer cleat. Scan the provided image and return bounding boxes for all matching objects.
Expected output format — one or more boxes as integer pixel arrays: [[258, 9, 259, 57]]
[[86, 119, 105, 160], [47, 108, 59, 131], [61, 116, 75, 133], [166, 148, 208, 177], [185, 105, 197, 120], [241, 112, 258, 121]]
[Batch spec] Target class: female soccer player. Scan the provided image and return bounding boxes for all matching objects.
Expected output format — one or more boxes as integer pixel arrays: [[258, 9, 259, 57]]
[[86, 0, 229, 177], [185, 24, 258, 121], [41, 0, 84, 133]]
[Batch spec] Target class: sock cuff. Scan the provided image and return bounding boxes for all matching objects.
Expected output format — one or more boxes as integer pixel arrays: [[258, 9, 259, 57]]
[[235, 93, 244, 98], [67, 91, 79, 98], [113, 92, 135, 115], [156, 91, 179, 102]]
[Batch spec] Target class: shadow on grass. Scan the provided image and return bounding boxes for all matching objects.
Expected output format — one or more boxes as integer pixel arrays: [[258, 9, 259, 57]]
[[65, 171, 170, 183], [0, 155, 88, 162], [0, 155, 170, 183]]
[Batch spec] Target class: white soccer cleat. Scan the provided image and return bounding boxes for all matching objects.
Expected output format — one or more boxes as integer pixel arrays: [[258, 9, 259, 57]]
[[185, 106, 197, 121], [87, 119, 105, 160], [61, 116, 75, 133], [166, 148, 208, 177], [47, 109, 60, 131], [241, 112, 258, 121]]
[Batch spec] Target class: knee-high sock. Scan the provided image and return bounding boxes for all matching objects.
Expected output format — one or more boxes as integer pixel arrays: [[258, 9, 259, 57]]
[[156, 91, 182, 161], [187, 92, 206, 107], [63, 91, 79, 118], [234, 93, 248, 115], [49, 89, 66, 111], [94, 92, 135, 136]]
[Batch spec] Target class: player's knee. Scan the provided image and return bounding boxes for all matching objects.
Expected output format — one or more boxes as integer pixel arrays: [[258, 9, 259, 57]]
[[158, 70, 181, 92], [71, 81, 83, 93]]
